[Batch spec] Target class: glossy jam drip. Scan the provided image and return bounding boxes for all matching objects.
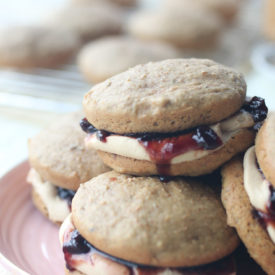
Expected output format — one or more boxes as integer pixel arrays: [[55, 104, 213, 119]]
[[138, 127, 222, 175], [57, 187, 76, 208], [80, 118, 97, 134], [139, 133, 201, 175], [63, 230, 91, 254], [252, 209, 275, 229], [63, 229, 92, 271], [192, 126, 222, 150], [242, 96, 268, 123], [96, 130, 110, 142], [251, 177, 275, 230], [268, 185, 275, 216]]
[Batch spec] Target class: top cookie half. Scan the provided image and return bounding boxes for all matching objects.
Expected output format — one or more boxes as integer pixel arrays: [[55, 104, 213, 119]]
[[83, 59, 246, 133]]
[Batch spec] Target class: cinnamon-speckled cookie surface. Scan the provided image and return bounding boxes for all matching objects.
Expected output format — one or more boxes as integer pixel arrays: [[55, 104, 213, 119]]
[[128, 2, 223, 49], [72, 171, 239, 267], [162, 0, 239, 22], [221, 157, 275, 275], [83, 58, 246, 133], [255, 112, 275, 187], [49, 3, 124, 43], [77, 36, 179, 83], [28, 111, 110, 190], [0, 26, 80, 68]]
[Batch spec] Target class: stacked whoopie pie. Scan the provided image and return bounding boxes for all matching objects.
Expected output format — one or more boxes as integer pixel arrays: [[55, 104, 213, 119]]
[[222, 112, 275, 275], [27, 112, 110, 224], [59, 59, 268, 274]]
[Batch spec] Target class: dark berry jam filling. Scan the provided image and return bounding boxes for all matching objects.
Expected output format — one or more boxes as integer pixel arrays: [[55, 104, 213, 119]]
[[251, 163, 275, 231], [63, 229, 92, 271], [192, 126, 222, 150], [63, 229, 235, 275], [57, 187, 75, 209], [242, 96, 268, 130], [80, 118, 97, 134], [80, 119, 222, 175]]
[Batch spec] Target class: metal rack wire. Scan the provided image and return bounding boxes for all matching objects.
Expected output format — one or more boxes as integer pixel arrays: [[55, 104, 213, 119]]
[[0, 65, 91, 113]]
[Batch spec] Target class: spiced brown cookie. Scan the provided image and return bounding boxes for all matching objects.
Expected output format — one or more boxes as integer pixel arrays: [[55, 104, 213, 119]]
[[27, 111, 110, 224], [0, 26, 80, 68], [77, 36, 179, 83], [255, 112, 275, 187], [59, 171, 239, 274], [48, 3, 124, 43], [128, 2, 223, 49], [81, 59, 266, 176], [221, 155, 275, 275], [162, 0, 239, 23], [71, 0, 136, 7]]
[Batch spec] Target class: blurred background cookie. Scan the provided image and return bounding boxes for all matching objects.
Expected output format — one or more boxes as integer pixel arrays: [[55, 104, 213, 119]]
[[77, 35, 179, 83], [27, 111, 110, 224], [47, 2, 124, 43], [127, 1, 224, 49], [162, 0, 239, 23], [0, 26, 80, 68], [71, 0, 137, 7]]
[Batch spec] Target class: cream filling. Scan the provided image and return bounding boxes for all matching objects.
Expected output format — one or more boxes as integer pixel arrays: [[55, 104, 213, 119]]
[[27, 169, 70, 223], [85, 111, 254, 164], [59, 215, 186, 275], [60, 214, 131, 275], [243, 146, 275, 244]]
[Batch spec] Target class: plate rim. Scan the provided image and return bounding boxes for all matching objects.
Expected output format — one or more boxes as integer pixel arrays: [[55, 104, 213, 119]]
[[0, 160, 31, 275]]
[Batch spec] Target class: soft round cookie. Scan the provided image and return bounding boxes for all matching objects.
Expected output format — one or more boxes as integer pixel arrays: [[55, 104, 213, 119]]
[[83, 59, 246, 133], [71, 0, 136, 7], [127, 2, 223, 49], [72, 171, 239, 267], [221, 157, 275, 275], [28, 111, 110, 191], [255, 112, 275, 187], [162, 0, 239, 23], [195, 0, 239, 22], [0, 26, 80, 68], [49, 3, 124, 43], [77, 36, 179, 83], [97, 128, 255, 176]]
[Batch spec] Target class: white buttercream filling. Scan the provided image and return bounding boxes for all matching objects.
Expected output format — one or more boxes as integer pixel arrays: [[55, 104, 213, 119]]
[[85, 111, 254, 164], [243, 146, 275, 244], [27, 169, 70, 223]]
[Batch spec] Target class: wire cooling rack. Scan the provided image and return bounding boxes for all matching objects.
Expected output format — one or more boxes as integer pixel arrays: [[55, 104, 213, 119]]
[[0, 65, 91, 113]]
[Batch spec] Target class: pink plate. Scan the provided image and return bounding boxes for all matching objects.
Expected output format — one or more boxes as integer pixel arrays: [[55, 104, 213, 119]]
[[0, 161, 64, 275]]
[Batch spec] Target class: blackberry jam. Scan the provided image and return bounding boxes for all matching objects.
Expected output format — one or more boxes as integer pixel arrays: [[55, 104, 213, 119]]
[[80, 118, 97, 134], [63, 230, 92, 271], [192, 126, 222, 150], [242, 96, 268, 123], [57, 187, 75, 208]]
